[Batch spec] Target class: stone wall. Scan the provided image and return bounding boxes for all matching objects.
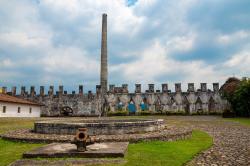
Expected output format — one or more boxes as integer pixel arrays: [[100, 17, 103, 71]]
[[2, 83, 227, 116]]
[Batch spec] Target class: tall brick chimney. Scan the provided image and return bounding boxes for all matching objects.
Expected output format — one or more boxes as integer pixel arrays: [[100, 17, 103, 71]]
[[100, 13, 108, 93]]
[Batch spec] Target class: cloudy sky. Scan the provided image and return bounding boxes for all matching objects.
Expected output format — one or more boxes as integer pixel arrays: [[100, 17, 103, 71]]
[[0, 0, 250, 93]]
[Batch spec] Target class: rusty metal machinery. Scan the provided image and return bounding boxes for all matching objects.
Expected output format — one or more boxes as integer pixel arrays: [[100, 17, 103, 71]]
[[71, 128, 98, 152]]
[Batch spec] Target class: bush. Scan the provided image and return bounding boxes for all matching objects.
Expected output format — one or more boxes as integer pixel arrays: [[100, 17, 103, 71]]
[[232, 79, 250, 117], [221, 78, 250, 117], [138, 110, 152, 116], [222, 109, 236, 118], [107, 110, 128, 116]]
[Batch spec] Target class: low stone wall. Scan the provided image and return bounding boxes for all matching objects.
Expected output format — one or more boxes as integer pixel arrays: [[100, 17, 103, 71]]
[[0, 126, 192, 143], [34, 119, 165, 135]]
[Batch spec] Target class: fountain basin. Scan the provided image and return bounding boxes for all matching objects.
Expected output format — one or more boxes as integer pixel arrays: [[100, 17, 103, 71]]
[[34, 119, 165, 135]]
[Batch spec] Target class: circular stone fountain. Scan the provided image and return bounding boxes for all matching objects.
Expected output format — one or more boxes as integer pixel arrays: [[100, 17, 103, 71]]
[[34, 119, 165, 135]]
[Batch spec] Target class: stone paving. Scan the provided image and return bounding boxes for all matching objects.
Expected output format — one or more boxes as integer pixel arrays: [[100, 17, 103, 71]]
[[1, 125, 192, 143], [167, 116, 250, 166]]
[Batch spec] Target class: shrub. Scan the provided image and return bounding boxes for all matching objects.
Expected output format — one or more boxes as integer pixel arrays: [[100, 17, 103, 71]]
[[221, 78, 250, 117], [222, 109, 236, 118], [232, 79, 250, 117], [107, 110, 128, 116], [139, 110, 152, 116]]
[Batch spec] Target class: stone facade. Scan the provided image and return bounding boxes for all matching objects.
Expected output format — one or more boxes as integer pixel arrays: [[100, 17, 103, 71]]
[[2, 83, 227, 116]]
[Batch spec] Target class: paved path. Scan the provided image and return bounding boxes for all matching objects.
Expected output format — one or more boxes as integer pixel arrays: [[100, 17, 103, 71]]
[[167, 116, 250, 166]]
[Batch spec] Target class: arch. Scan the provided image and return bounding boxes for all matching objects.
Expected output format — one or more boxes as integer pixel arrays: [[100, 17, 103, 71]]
[[60, 106, 73, 116], [195, 96, 203, 114], [155, 95, 162, 113], [208, 96, 216, 113], [128, 97, 136, 114], [140, 97, 148, 111]]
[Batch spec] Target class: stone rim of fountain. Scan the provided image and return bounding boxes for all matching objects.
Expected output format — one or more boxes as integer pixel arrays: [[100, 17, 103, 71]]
[[34, 118, 165, 135]]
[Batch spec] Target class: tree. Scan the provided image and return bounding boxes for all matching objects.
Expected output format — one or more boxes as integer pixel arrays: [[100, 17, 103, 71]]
[[221, 77, 250, 117], [233, 79, 250, 117]]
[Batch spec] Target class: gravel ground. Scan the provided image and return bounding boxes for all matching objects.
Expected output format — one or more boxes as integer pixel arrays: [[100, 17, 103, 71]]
[[167, 116, 250, 166]]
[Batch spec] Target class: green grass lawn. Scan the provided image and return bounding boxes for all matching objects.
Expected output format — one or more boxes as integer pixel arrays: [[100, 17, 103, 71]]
[[0, 118, 213, 166], [226, 118, 250, 126], [0, 139, 44, 166], [123, 130, 212, 166], [0, 118, 36, 134]]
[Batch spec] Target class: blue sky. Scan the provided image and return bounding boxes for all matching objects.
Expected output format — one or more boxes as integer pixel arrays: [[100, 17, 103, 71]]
[[0, 0, 250, 93]]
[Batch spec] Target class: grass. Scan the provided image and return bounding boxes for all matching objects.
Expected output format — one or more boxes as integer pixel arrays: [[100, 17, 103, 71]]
[[123, 130, 212, 166], [0, 139, 44, 166], [0, 117, 213, 166], [0, 118, 36, 134], [226, 117, 250, 126]]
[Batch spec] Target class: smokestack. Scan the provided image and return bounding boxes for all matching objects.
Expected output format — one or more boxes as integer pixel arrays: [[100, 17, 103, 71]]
[[100, 13, 108, 93]]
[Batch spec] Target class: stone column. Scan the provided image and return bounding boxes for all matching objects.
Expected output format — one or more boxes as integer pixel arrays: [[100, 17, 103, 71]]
[[21, 86, 26, 96], [40, 86, 44, 96], [213, 83, 219, 92], [79, 85, 83, 95], [59, 85, 63, 96], [11, 86, 16, 96], [188, 83, 195, 92], [175, 83, 182, 92], [49, 86, 54, 96], [100, 13, 108, 93], [162, 84, 168, 93], [201, 83, 207, 92], [109, 84, 115, 93], [135, 84, 141, 93], [30, 86, 35, 97], [148, 84, 154, 93]]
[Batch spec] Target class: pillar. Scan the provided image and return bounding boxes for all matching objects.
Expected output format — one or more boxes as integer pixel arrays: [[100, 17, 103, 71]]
[[11, 86, 16, 96], [79, 85, 83, 95], [21, 86, 26, 96], [59, 85, 63, 96], [135, 84, 141, 93], [188, 83, 194, 92], [100, 13, 108, 93], [162, 84, 168, 93], [148, 84, 154, 93], [40, 86, 44, 96], [201, 83, 207, 92], [175, 83, 181, 92], [30, 86, 35, 97], [213, 83, 219, 92]]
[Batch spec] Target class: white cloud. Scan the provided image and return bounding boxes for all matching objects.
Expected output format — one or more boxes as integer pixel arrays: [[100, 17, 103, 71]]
[[0, 0, 249, 90], [41, 46, 99, 76], [166, 34, 196, 53], [111, 41, 227, 88], [217, 30, 250, 45], [224, 50, 250, 73]]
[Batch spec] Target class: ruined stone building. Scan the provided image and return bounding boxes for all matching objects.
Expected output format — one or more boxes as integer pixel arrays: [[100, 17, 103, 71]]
[[1, 83, 226, 116]]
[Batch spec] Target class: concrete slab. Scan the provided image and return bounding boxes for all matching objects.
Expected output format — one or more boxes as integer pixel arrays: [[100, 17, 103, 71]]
[[23, 142, 129, 158]]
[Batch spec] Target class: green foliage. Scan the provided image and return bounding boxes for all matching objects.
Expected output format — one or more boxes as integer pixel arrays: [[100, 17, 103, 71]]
[[0, 139, 44, 166], [0, 118, 36, 134], [124, 130, 212, 166], [232, 79, 250, 117], [226, 118, 250, 127], [165, 110, 186, 115], [221, 78, 250, 117], [107, 110, 128, 116], [138, 110, 152, 116]]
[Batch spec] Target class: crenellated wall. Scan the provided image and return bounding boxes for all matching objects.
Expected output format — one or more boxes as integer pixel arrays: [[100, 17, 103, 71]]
[[1, 83, 227, 116]]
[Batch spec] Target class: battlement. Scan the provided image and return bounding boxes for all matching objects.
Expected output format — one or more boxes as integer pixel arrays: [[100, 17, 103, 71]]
[[1, 83, 220, 97]]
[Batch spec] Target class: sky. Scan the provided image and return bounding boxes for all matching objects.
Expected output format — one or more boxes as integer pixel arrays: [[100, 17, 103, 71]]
[[0, 0, 250, 93]]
